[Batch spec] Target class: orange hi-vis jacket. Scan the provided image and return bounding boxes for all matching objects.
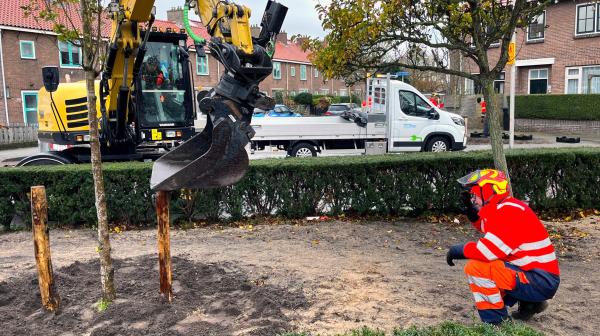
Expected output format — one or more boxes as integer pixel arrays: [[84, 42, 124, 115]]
[[463, 197, 560, 276]]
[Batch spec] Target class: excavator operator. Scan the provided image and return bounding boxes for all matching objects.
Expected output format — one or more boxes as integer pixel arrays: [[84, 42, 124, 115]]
[[142, 56, 166, 90]]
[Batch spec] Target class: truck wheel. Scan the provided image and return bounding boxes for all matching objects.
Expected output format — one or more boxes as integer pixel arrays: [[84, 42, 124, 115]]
[[16, 153, 74, 166], [290, 143, 317, 157], [425, 136, 450, 152]]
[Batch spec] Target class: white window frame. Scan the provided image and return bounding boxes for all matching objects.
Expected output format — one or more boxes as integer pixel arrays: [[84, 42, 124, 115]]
[[565, 67, 582, 94], [565, 65, 600, 94], [58, 40, 82, 69], [527, 11, 546, 42], [21, 90, 38, 125], [300, 65, 307, 81], [196, 54, 209, 76], [528, 68, 549, 94], [273, 61, 282, 80], [299, 88, 309, 93], [19, 40, 36, 59], [575, 3, 599, 36], [314, 68, 319, 78], [290, 66, 296, 77]]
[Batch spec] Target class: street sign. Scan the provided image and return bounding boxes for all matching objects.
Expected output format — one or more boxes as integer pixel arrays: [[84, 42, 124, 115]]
[[507, 42, 516, 65]]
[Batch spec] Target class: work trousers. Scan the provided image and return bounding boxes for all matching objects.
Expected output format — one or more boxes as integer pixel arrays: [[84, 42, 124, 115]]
[[463, 260, 560, 324]]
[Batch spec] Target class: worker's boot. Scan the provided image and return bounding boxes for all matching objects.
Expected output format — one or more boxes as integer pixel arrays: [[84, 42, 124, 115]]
[[511, 301, 548, 321]]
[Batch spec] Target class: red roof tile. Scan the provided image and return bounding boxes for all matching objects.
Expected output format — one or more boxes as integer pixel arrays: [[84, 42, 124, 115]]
[[0, 0, 112, 36], [273, 41, 311, 63]]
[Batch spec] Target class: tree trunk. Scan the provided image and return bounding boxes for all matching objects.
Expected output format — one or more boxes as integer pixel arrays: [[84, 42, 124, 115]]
[[86, 70, 116, 301], [481, 78, 512, 188]]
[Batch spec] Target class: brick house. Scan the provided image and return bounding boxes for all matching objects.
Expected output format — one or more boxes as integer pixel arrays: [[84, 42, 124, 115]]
[[462, 0, 600, 96], [0, 0, 358, 126]]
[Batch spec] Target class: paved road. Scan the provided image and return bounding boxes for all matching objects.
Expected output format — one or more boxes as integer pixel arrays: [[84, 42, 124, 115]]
[[2, 133, 599, 166]]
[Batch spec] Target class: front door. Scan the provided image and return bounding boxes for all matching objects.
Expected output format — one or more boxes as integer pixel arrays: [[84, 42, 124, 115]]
[[389, 90, 435, 152]]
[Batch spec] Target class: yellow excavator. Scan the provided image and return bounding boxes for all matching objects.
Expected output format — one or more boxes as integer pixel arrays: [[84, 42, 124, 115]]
[[20, 0, 288, 192]]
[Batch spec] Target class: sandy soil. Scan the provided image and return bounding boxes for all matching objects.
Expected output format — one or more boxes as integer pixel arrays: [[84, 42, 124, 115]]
[[0, 217, 598, 336]]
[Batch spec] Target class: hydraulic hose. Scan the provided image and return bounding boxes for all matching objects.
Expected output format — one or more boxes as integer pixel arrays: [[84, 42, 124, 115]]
[[184, 2, 206, 46]]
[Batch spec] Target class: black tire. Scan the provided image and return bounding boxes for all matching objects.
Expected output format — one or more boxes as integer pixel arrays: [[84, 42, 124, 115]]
[[425, 136, 450, 152], [16, 153, 74, 166], [290, 143, 317, 157]]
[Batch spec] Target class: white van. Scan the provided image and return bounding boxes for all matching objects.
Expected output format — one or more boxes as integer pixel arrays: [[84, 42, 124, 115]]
[[250, 75, 467, 157]]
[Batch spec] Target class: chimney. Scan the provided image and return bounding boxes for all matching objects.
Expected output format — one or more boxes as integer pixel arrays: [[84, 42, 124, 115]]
[[250, 25, 261, 39], [276, 32, 288, 45], [167, 7, 184, 26]]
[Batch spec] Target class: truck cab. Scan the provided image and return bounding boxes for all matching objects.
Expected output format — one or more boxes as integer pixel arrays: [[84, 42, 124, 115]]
[[368, 76, 466, 152]]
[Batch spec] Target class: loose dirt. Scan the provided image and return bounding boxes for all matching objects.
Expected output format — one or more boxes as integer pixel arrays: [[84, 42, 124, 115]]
[[0, 217, 598, 335]]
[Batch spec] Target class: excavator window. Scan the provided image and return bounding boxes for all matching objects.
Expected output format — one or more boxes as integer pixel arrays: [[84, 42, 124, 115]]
[[138, 41, 187, 126]]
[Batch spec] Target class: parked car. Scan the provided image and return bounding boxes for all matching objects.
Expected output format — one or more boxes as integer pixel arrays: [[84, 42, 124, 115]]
[[324, 103, 357, 116], [253, 104, 302, 118]]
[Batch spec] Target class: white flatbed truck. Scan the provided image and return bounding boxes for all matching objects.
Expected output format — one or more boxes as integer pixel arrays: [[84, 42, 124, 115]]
[[250, 76, 468, 157]]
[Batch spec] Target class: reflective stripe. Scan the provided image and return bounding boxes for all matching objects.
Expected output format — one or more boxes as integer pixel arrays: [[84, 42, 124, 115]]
[[477, 241, 498, 260], [518, 237, 552, 251], [510, 252, 557, 266], [473, 291, 503, 304], [485, 232, 513, 255], [468, 276, 497, 289], [497, 202, 525, 211]]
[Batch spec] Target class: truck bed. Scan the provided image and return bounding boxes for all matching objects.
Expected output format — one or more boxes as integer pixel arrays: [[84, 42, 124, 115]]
[[251, 115, 387, 141]]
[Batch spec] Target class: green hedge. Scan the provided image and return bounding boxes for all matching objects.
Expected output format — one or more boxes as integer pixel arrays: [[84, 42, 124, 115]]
[[515, 94, 600, 120], [1, 148, 599, 229]]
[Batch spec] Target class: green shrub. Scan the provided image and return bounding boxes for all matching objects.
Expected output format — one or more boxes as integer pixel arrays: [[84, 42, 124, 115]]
[[275, 91, 285, 104], [294, 92, 313, 105], [515, 94, 600, 120], [1, 148, 599, 228]]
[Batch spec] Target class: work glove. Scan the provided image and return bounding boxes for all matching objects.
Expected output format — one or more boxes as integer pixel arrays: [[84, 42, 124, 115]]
[[460, 191, 480, 222], [446, 244, 466, 266]]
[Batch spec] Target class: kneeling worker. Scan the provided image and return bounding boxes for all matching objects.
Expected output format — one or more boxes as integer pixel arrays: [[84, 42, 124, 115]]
[[446, 169, 560, 325]]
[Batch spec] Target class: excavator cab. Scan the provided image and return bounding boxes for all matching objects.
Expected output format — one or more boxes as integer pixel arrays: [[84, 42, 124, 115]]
[[150, 0, 287, 191]]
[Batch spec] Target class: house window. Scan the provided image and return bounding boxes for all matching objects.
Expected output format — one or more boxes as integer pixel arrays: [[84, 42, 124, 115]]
[[197, 54, 209, 75], [529, 68, 548, 94], [567, 66, 600, 94], [300, 65, 307, 80], [566, 68, 580, 94], [20, 41, 36, 59], [21, 91, 38, 125], [314, 68, 319, 78], [576, 4, 597, 35], [528, 12, 545, 41], [58, 41, 81, 67], [339, 89, 348, 96], [273, 61, 281, 79], [320, 88, 329, 95], [494, 72, 506, 94], [290, 66, 296, 77], [299, 88, 309, 93]]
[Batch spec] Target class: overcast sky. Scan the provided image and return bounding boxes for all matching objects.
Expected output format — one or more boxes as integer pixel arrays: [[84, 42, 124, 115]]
[[154, 0, 328, 38]]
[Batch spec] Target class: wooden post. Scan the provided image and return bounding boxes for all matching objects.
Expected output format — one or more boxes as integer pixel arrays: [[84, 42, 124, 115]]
[[30, 186, 60, 312], [156, 191, 173, 302]]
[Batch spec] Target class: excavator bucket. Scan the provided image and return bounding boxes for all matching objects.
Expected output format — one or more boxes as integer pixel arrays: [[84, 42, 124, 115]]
[[150, 98, 254, 191]]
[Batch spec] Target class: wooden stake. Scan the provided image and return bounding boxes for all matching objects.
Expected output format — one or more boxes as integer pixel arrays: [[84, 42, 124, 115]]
[[30, 186, 60, 312], [156, 191, 173, 302]]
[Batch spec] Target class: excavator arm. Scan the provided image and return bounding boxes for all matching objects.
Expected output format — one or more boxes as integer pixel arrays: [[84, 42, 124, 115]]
[[150, 0, 287, 191], [101, 0, 156, 148]]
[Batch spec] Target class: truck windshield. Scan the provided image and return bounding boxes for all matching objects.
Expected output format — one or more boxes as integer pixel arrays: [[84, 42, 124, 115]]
[[138, 42, 187, 126]]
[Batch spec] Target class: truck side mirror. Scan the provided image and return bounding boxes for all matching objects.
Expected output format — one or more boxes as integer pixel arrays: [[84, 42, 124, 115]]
[[427, 108, 439, 120], [42, 66, 60, 93]]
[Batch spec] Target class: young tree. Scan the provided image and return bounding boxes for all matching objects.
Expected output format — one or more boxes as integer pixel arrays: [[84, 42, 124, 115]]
[[306, 0, 549, 182], [23, 0, 115, 302]]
